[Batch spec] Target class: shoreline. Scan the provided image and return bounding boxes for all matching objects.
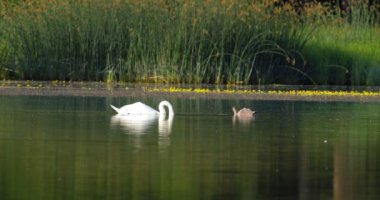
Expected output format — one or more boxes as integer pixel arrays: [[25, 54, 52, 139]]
[[1, 81, 380, 102]]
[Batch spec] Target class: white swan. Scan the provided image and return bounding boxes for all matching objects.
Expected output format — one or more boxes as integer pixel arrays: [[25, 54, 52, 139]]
[[110, 101, 174, 116], [110, 108, 174, 135]]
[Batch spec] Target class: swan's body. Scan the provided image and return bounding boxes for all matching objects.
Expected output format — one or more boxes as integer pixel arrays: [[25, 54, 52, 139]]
[[110, 103, 174, 135], [232, 106, 256, 117], [111, 101, 174, 116]]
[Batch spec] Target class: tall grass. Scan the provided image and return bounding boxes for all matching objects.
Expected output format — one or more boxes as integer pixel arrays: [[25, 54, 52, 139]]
[[0, 0, 379, 85], [304, 26, 380, 85], [0, 0, 310, 84], [303, 2, 380, 86]]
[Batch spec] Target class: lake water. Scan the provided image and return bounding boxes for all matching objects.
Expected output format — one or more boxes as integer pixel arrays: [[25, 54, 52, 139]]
[[0, 95, 380, 200]]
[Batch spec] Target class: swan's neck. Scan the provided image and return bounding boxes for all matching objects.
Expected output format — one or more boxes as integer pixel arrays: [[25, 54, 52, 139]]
[[232, 107, 237, 115], [158, 101, 174, 115]]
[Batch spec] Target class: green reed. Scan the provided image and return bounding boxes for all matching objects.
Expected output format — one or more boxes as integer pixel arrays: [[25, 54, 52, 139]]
[[0, 0, 311, 85], [1, 0, 378, 85], [303, 3, 380, 86]]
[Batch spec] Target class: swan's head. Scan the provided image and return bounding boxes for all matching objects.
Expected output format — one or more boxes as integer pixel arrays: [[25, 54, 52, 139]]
[[158, 100, 174, 115]]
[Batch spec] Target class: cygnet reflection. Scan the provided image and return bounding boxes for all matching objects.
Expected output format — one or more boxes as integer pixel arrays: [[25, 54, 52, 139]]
[[232, 115, 255, 126]]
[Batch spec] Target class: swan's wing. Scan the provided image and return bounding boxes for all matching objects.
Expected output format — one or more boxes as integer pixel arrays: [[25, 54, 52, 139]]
[[118, 102, 159, 115]]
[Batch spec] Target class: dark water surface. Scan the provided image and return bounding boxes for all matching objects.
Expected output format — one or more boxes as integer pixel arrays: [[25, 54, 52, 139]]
[[0, 96, 380, 200]]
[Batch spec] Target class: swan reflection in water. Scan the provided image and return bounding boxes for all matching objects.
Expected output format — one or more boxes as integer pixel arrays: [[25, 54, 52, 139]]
[[111, 114, 157, 134], [110, 113, 174, 149], [232, 114, 255, 126], [110, 114, 174, 136], [158, 114, 174, 148]]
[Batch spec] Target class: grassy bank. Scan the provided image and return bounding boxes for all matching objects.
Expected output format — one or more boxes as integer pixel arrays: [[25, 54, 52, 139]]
[[0, 0, 379, 86], [304, 4, 380, 86], [305, 25, 380, 85]]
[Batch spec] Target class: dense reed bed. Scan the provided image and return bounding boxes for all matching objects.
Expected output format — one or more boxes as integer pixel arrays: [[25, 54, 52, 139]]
[[0, 0, 379, 85]]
